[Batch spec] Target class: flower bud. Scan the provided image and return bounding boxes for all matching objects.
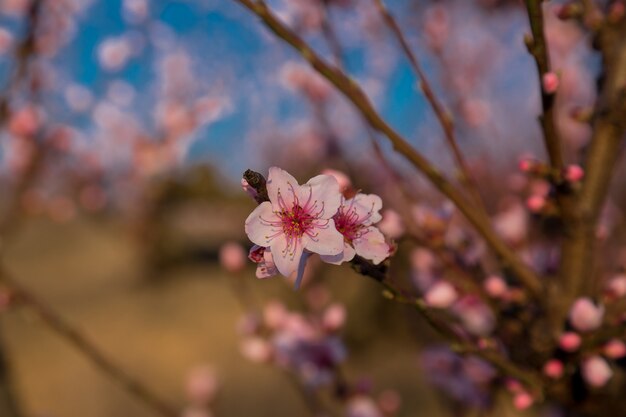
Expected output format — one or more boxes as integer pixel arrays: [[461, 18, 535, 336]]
[[569, 297, 604, 332], [582, 356, 613, 388]]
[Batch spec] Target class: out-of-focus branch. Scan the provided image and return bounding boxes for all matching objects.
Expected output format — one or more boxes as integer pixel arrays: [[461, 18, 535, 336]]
[[0, 0, 43, 128], [0, 337, 23, 417], [523, 0, 565, 175], [0, 267, 180, 417], [364, 269, 544, 399], [372, 0, 487, 215], [233, 0, 543, 297], [558, 20, 626, 325]]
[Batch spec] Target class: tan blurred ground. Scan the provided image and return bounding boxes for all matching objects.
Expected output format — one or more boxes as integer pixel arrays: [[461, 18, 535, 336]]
[[0, 217, 446, 417]]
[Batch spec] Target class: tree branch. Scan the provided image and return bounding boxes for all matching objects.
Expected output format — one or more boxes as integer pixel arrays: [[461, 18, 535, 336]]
[[372, 0, 488, 215], [0, 267, 180, 417], [558, 20, 626, 326], [233, 0, 543, 296], [523, 0, 565, 174]]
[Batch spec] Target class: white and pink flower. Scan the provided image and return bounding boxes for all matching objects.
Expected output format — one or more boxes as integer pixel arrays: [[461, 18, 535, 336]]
[[321, 193, 390, 265], [245, 167, 344, 281]]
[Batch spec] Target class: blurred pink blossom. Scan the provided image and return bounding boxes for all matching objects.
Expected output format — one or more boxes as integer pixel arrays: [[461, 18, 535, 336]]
[[582, 356, 613, 388], [219, 242, 247, 274], [424, 281, 458, 309], [569, 297, 604, 332]]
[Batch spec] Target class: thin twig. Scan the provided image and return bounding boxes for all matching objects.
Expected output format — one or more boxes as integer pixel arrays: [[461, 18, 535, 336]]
[[372, 0, 488, 216], [0, 267, 180, 417], [233, 0, 543, 296], [523, 0, 565, 175]]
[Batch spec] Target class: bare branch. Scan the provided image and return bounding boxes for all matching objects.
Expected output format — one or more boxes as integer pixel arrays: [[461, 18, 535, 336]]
[[233, 0, 543, 296]]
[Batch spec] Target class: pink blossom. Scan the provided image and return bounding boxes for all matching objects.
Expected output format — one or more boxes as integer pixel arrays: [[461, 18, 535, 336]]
[[559, 332, 581, 352], [603, 339, 626, 359], [569, 297, 604, 332], [219, 242, 246, 274], [542, 72, 560, 94], [607, 274, 626, 297], [424, 281, 458, 309], [320, 193, 389, 265], [377, 209, 404, 239], [322, 303, 346, 332], [543, 359, 564, 379], [346, 395, 383, 417], [241, 178, 258, 200], [582, 356, 613, 388], [321, 169, 351, 194], [240, 337, 273, 363], [245, 167, 344, 281], [8, 106, 40, 137], [248, 245, 278, 279], [98, 37, 132, 71], [564, 165, 585, 183], [483, 275, 508, 298], [526, 195, 546, 213], [513, 391, 534, 410], [453, 296, 495, 336]]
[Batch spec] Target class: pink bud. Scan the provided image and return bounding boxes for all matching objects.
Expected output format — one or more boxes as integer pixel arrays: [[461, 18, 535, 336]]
[[321, 169, 351, 193], [424, 281, 458, 309], [559, 332, 581, 352], [377, 209, 404, 239], [240, 337, 272, 363], [241, 178, 258, 200], [569, 297, 604, 332], [263, 301, 287, 329], [8, 106, 39, 137], [518, 159, 533, 173], [582, 356, 613, 388], [542, 72, 560, 94], [513, 392, 534, 410], [606, 274, 626, 297], [543, 359, 564, 379], [323, 303, 346, 332], [526, 195, 546, 213], [564, 165, 584, 183], [484, 275, 508, 298], [603, 339, 626, 359], [219, 242, 246, 274]]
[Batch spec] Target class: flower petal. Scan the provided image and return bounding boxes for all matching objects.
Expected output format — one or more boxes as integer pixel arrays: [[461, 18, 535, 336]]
[[245, 202, 281, 247], [270, 235, 304, 277], [266, 166, 301, 212], [256, 247, 278, 279], [320, 242, 356, 265], [353, 226, 389, 264], [303, 218, 344, 255], [351, 193, 383, 225], [302, 174, 341, 219]]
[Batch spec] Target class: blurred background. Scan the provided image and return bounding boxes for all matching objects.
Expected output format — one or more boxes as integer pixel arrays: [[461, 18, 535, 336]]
[[0, 0, 607, 416]]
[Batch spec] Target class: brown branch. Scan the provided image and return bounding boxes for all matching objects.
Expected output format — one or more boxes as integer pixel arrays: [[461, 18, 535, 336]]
[[523, 0, 565, 175], [557, 21, 626, 327], [0, 267, 180, 417], [372, 0, 488, 215], [0, 0, 43, 128], [233, 0, 543, 296], [371, 273, 543, 399]]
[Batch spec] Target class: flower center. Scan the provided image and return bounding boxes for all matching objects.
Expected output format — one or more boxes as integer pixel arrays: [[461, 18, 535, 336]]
[[279, 204, 315, 239], [334, 199, 375, 242]]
